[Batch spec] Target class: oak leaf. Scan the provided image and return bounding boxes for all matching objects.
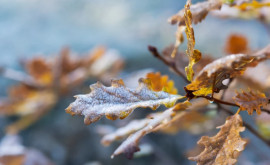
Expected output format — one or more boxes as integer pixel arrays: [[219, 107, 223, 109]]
[[186, 48, 270, 96], [146, 72, 178, 94], [109, 101, 191, 159], [169, 0, 222, 25], [233, 89, 268, 115], [189, 114, 247, 165], [66, 78, 182, 125]]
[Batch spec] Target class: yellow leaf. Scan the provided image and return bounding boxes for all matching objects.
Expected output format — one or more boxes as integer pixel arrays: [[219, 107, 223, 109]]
[[184, 1, 202, 81], [146, 72, 178, 94], [236, 0, 270, 10], [189, 114, 247, 165]]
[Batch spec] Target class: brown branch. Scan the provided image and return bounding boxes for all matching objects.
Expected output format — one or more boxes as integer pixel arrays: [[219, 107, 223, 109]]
[[197, 95, 270, 115], [148, 45, 189, 83]]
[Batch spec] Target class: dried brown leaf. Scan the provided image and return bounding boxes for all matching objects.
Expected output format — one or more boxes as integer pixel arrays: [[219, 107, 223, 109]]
[[233, 89, 268, 115], [189, 114, 247, 165], [186, 45, 270, 96]]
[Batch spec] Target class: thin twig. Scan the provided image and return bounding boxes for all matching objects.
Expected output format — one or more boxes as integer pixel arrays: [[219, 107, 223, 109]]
[[148, 45, 189, 83], [197, 95, 270, 115]]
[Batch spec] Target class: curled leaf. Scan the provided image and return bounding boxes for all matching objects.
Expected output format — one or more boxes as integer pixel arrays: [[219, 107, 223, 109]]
[[146, 72, 178, 94], [186, 47, 270, 96], [110, 101, 191, 159], [66, 79, 182, 125], [169, 0, 222, 25], [233, 89, 268, 115], [184, 1, 202, 81], [189, 114, 247, 165]]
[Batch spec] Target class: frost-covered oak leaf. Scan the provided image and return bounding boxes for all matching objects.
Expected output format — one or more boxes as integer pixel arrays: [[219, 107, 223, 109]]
[[186, 47, 270, 96], [233, 89, 268, 115], [169, 0, 222, 25], [109, 101, 191, 159], [101, 101, 191, 147], [66, 78, 182, 125], [189, 114, 247, 165]]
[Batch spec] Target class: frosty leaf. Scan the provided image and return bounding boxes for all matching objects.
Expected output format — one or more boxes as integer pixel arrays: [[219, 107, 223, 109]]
[[66, 78, 182, 125], [169, 0, 222, 25], [225, 34, 249, 54], [0, 135, 53, 165], [101, 101, 192, 145], [110, 101, 191, 159], [211, 1, 270, 23], [184, 1, 202, 81], [189, 114, 247, 165], [186, 47, 270, 96], [233, 89, 268, 115], [146, 72, 178, 94], [101, 118, 149, 146], [242, 63, 270, 90]]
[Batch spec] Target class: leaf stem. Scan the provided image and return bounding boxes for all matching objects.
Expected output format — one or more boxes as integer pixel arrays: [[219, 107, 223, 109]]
[[197, 95, 270, 115]]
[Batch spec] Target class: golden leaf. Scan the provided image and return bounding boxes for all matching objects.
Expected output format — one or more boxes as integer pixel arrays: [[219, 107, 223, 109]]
[[189, 114, 247, 165], [66, 79, 183, 125], [106, 101, 191, 159], [225, 34, 249, 54], [146, 72, 178, 94], [186, 46, 270, 96], [184, 1, 202, 81], [236, 0, 270, 10], [233, 89, 268, 115], [0, 85, 57, 134], [169, 0, 222, 25]]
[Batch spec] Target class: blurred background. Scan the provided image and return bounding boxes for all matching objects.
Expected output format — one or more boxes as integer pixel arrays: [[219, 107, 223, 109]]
[[0, 0, 270, 165]]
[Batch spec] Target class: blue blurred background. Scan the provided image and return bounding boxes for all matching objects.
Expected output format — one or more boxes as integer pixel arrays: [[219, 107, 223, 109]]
[[0, 0, 270, 165]]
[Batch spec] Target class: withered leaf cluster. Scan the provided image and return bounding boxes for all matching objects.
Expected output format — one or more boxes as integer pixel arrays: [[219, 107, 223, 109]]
[[0, 46, 124, 133], [65, 0, 270, 163]]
